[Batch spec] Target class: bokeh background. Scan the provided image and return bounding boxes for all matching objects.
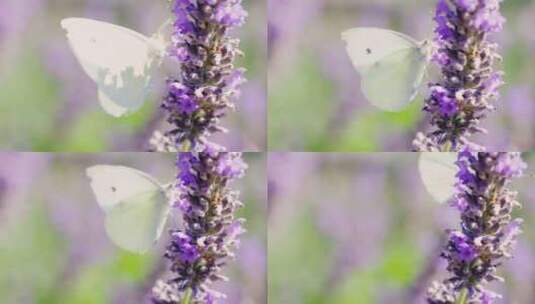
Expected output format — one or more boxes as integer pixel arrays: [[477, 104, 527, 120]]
[[0, 152, 266, 303], [0, 0, 266, 151], [268, 153, 535, 304], [268, 0, 535, 151]]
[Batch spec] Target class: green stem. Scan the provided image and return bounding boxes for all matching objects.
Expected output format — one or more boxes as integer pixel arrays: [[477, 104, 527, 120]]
[[181, 140, 191, 152], [456, 288, 468, 304], [442, 141, 452, 152], [182, 288, 192, 304]]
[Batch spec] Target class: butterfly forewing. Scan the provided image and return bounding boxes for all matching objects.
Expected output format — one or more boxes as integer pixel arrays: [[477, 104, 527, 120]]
[[61, 18, 161, 117], [86, 165, 163, 213], [342, 27, 418, 72]]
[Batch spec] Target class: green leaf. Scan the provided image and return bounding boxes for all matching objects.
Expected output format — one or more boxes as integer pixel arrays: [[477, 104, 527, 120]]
[[0, 50, 60, 150], [57, 104, 155, 151], [268, 53, 335, 150], [332, 99, 419, 152], [0, 202, 66, 303], [329, 269, 377, 304], [111, 251, 155, 282], [377, 239, 421, 285], [58, 250, 155, 304], [268, 208, 333, 303]]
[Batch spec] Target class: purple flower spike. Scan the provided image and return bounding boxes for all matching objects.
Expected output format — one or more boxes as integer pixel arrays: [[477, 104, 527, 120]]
[[414, 0, 505, 151], [151, 0, 248, 152], [152, 151, 247, 304], [449, 231, 476, 262], [427, 152, 525, 304]]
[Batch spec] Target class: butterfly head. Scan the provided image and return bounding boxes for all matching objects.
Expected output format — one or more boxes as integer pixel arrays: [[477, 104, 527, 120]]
[[162, 182, 176, 204], [417, 39, 434, 63], [149, 18, 173, 58]]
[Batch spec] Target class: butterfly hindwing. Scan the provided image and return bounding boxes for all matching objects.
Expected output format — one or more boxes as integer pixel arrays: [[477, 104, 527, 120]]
[[361, 47, 427, 111], [418, 152, 458, 204], [105, 189, 169, 253]]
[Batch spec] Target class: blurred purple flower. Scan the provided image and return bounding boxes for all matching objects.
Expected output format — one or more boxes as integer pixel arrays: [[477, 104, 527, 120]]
[[0, 0, 43, 42], [414, 0, 505, 151], [0, 153, 49, 203], [449, 231, 476, 262], [507, 86, 534, 124], [428, 152, 525, 303], [215, 236, 265, 303], [268, 0, 322, 58], [152, 0, 247, 152], [152, 150, 247, 303], [48, 196, 111, 270], [506, 241, 535, 302], [238, 237, 266, 281], [316, 167, 389, 287], [43, 42, 94, 127], [267, 153, 318, 216]]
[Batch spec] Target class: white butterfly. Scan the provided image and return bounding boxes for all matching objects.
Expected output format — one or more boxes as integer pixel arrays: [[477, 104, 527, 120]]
[[341, 27, 430, 111], [418, 152, 457, 204], [86, 165, 171, 253], [61, 18, 170, 117]]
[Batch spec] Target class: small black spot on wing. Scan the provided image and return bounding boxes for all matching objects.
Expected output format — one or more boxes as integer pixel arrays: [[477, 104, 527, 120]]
[[366, 48, 372, 55], [111, 186, 117, 192]]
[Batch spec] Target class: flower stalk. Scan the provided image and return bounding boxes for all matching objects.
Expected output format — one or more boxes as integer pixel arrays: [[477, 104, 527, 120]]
[[456, 289, 468, 304], [152, 148, 247, 303], [181, 289, 192, 304], [151, 0, 247, 152], [427, 152, 526, 304], [414, 0, 505, 151]]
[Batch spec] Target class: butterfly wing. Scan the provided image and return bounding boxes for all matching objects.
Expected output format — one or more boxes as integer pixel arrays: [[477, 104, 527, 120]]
[[418, 152, 458, 204], [341, 27, 426, 110], [61, 18, 161, 117], [361, 47, 427, 111], [86, 165, 164, 212], [105, 189, 169, 253], [149, 18, 173, 55], [86, 165, 169, 253]]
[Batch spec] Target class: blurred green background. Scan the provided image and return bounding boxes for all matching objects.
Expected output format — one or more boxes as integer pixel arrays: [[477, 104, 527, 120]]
[[0, 0, 266, 151], [268, 152, 535, 304], [0, 153, 266, 303], [268, 0, 535, 151]]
